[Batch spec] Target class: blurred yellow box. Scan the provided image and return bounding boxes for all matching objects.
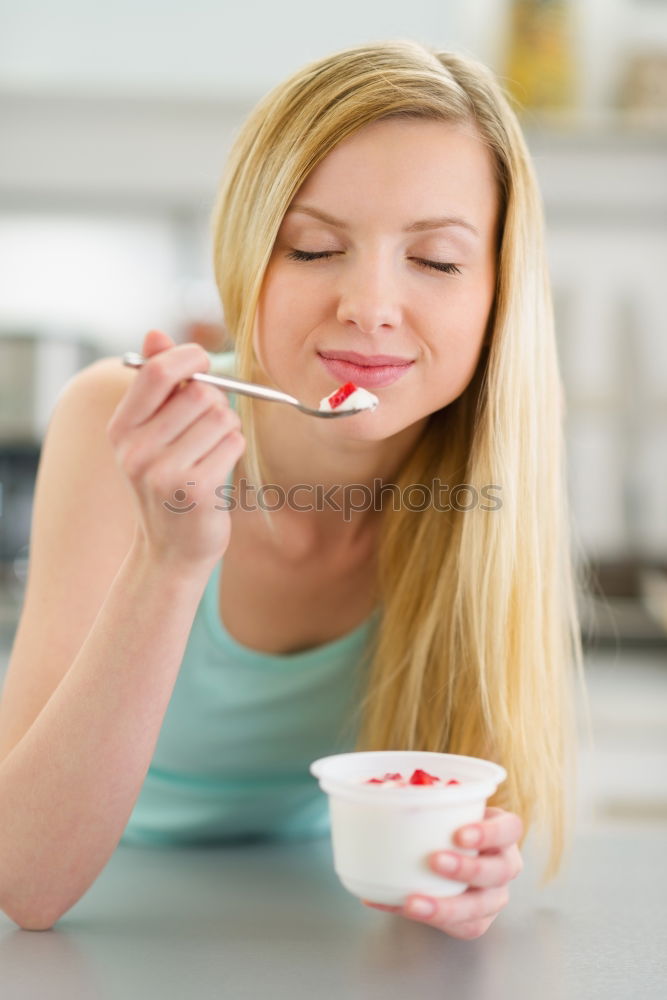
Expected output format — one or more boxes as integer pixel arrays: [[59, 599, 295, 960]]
[[502, 0, 578, 111]]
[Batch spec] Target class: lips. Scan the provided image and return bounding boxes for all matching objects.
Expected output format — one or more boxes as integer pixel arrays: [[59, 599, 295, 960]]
[[319, 349, 414, 367], [318, 352, 414, 389]]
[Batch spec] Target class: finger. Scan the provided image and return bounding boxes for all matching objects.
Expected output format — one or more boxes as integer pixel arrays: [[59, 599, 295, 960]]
[[453, 807, 523, 852], [403, 885, 510, 927], [360, 900, 401, 912], [119, 341, 212, 429], [149, 379, 234, 449], [194, 424, 245, 476], [153, 401, 239, 472], [429, 843, 524, 888], [444, 914, 499, 941], [142, 328, 175, 357]]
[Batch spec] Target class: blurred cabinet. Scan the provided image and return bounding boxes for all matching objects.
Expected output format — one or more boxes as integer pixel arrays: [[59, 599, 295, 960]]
[[0, 448, 38, 568], [527, 125, 667, 561]]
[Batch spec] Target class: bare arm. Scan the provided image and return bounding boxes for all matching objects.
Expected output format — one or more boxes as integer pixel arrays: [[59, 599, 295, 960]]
[[0, 331, 245, 930], [0, 540, 207, 930]]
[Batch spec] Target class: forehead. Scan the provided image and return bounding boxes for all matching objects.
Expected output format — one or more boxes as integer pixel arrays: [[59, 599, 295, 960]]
[[288, 118, 499, 235]]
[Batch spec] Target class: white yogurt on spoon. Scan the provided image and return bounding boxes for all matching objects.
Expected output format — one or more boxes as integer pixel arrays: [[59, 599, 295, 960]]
[[319, 382, 379, 412]]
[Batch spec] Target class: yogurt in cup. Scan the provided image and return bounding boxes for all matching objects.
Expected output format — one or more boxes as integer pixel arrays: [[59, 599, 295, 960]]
[[309, 750, 507, 906]]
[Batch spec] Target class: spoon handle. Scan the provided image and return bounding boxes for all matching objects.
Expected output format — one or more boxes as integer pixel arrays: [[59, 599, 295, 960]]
[[122, 352, 299, 405]]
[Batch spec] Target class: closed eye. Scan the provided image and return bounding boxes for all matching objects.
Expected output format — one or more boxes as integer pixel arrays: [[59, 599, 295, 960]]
[[285, 249, 461, 275]]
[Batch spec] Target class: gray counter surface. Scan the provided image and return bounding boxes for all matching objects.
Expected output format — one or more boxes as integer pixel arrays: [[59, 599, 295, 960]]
[[1, 825, 665, 1000]]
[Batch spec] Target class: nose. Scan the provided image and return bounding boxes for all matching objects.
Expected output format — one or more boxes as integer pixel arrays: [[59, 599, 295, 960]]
[[335, 252, 403, 335]]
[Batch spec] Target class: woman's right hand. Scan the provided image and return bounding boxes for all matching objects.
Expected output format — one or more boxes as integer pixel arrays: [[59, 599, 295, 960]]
[[107, 329, 246, 573]]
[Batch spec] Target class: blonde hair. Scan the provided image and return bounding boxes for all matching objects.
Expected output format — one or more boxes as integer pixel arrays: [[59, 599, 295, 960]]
[[211, 39, 592, 885]]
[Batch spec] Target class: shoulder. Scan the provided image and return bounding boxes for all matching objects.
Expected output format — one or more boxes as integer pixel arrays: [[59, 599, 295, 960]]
[[42, 354, 137, 506], [42, 355, 138, 530], [57, 354, 135, 411]]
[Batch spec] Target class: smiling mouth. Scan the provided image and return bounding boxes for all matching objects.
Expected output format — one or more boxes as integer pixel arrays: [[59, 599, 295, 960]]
[[318, 350, 415, 367], [317, 353, 414, 389]]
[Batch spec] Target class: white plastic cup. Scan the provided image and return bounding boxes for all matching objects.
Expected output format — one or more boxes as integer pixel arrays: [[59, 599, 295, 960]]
[[310, 750, 507, 906]]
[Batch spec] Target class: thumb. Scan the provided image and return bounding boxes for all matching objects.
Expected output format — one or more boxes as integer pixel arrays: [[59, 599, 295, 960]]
[[141, 328, 175, 359]]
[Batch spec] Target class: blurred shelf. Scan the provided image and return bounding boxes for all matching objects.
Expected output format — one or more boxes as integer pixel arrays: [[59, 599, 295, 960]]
[[1, 92, 666, 212], [522, 108, 667, 147], [581, 595, 667, 651]]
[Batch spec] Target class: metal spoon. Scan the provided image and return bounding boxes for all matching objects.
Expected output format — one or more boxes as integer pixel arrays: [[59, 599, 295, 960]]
[[121, 352, 377, 418]]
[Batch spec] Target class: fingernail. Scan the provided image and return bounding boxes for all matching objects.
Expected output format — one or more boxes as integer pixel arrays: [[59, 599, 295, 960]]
[[459, 827, 481, 847], [436, 853, 458, 874], [407, 896, 436, 918]]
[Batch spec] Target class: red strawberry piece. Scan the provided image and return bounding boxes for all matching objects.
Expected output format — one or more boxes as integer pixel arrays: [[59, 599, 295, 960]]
[[328, 382, 357, 409], [446, 779, 460, 785], [365, 772, 404, 784], [408, 768, 440, 785]]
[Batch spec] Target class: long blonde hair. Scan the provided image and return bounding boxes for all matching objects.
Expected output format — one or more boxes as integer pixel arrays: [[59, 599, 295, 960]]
[[211, 39, 592, 885]]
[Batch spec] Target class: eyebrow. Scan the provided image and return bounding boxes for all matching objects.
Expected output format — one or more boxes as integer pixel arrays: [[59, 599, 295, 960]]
[[286, 203, 480, 239]]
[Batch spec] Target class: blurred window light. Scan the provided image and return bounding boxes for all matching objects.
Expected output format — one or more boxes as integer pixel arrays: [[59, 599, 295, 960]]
[[0, 213, 179, 351]]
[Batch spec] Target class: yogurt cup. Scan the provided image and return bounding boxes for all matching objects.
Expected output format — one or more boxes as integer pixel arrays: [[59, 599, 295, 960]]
[[309, 750, 507, 906]]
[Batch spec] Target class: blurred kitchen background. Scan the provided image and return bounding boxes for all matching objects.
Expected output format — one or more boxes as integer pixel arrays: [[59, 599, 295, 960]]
[[0, 0, 665, 836]]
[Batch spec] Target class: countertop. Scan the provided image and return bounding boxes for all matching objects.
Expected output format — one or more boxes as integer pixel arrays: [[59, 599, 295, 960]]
[[1, 578, 665, 998], [1, 826, 665, 1000]]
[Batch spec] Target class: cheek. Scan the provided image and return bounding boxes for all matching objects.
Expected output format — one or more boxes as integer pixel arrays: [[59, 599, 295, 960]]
[[256, 270, 326, 362], [431, 280, 494, 352], [438, 334, 487, 398], [423, 311, 491, 402]]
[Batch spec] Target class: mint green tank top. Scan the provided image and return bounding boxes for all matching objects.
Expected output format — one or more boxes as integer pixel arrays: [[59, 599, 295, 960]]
[[120, 350, 379, 847]]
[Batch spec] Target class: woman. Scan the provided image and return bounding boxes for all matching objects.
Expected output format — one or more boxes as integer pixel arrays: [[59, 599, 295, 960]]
[[0, 40, 589, 937]]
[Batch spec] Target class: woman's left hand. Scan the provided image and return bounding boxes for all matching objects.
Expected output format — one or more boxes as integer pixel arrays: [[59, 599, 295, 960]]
[[361, 806, 524, 940]]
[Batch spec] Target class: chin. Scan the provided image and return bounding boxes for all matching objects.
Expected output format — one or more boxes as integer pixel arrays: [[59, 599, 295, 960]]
[[329, 415, 408, 442]]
